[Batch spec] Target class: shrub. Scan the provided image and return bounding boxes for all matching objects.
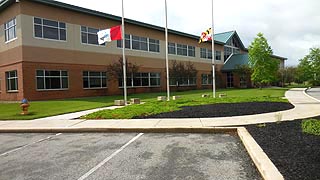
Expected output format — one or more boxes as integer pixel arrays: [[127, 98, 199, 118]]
[[302, 119, 320, 136]]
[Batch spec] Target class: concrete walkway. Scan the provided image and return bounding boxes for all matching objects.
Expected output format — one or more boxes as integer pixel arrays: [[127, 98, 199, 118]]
[[0, 88, 319, 131]]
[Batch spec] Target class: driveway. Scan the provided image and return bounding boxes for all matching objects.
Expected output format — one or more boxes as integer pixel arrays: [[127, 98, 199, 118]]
[[0, 133, 260, 180], [306, 87, 320, 101]]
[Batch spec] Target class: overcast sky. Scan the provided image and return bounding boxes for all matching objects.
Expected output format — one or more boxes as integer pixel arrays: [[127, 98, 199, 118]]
[[56, 0, 320, 66]]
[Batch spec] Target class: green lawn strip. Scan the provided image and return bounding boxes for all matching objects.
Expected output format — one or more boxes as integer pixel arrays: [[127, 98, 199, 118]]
[[302, 119, 320, 136], [0, 96, 122, 120], [83, 88, 289, 119], [0, 88, 288, 120]]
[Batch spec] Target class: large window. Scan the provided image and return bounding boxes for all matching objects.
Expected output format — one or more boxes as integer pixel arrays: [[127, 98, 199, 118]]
[[227, 72, 234, 88], [34, 17, 66, 41], [4, 17, 16, 42], [81, 26, 104, 46], [132, 35, 148, 51], [168, 42, 176, 54], [117, 34, 131, 49], [169, 43, 195, 57], [117, 34, 160, 53], [83, 71, 107, 89], [188, 46, 195, 57], [201, 74, 212, 85], [177, 44, 187, 56], [224, 47, 232, 61], [169, 77, 196, 86], [119, 72, 160, 87], [149, 38, 160, 52], [6, 70, 18, 91], [36, 70, 68, 90], [216, 51, 221, 61], [200, 48, 212, 60]]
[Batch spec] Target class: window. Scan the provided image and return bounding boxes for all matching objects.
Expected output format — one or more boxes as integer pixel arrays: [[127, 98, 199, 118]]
[[6, 70, 18, 91], [81, 26, 104, 46], [201, 74, 212, 85], [132, 35, 148, 51], [200, 48, 212, 59], [227, 72, 233, 88], [240, 74, 247, 88], [177, 44, 187, 56], [168, 42, 176, 54], [188, 46, 195, 57], [224, 47, 232, 61], [215, 51, 221, 61], [36, 70, 68, 90], [117, 34, 131, 49], [4, 17, 16, 42], [169, 77, 197, 86], [149, 38, 160, 52], [200, 48, 207, 59], [83, 71, 107, 89], [119, 72, 160, 87], [34, 17, 66, 41]]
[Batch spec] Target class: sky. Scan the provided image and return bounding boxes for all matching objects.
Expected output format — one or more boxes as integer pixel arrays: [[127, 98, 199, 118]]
[[56, 0, 320, 66]]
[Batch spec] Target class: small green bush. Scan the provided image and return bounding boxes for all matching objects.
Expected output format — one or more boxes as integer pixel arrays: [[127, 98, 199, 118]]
[[302, 119, 320, 136]]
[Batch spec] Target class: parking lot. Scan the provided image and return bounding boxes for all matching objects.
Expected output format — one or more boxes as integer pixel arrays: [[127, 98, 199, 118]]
[[0, 133, 260, 180]]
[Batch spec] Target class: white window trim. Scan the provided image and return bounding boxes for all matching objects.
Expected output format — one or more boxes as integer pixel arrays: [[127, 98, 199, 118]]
[[33, 17, 67, 42], [83, 71, 107, 89], [4, 17, 17, 43], [36, 69, 69, 91]]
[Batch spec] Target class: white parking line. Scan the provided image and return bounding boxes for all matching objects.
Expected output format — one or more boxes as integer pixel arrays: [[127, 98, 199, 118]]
[[77, 133, 144, 180], [0, 133, 62, 157]]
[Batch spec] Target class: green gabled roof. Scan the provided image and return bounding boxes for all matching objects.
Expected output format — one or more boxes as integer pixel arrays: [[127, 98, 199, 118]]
[[221, 54, 249, 72], [215, 31, 235, 43]]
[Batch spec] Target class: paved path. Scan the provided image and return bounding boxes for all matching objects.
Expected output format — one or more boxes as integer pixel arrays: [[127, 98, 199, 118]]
[[0, 88, 319, 130], [306, 87, 320, 102]]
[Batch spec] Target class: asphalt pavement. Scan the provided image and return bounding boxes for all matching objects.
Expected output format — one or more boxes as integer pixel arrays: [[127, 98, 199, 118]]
[[306, 87, 320, 101], [0, 133, 260, 180]]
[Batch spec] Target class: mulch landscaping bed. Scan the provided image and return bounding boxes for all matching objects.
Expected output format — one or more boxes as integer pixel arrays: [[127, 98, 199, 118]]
[[134, 102, 294, 119], [247, 118, 320, 180]]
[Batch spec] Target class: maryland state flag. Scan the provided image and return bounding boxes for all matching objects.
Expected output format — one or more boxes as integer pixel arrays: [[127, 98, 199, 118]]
[[199, 28, 212, 43]]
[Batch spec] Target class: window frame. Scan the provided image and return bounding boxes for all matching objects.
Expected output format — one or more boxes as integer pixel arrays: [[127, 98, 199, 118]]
[[118, 72, 160, 88], [33, 17, 67, 41], [36, 70, 69, 91], [4, 17, 17, 43], [5, 70, 18, 92], [80, 26, 105, 46], [83, 71, 107, 89]]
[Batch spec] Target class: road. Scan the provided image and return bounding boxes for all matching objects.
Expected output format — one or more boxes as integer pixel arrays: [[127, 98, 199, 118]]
[[307, 87, 320, 101], [0, 133, 260, 180]]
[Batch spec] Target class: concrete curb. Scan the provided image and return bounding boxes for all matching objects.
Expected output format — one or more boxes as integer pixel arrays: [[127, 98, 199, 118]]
[[238, 127, 284, 180], [303, 88, 320, 103], [0, 127, 238, 133]]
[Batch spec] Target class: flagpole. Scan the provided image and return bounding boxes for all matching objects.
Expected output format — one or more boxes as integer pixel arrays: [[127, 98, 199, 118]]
[[211, 0, 216, 98], [165, 0, 170, 101], [121, 0, 127, 105]]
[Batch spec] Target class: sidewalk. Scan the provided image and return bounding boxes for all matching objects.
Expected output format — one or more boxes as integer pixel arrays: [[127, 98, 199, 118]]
[[0, 88, 319, 131]]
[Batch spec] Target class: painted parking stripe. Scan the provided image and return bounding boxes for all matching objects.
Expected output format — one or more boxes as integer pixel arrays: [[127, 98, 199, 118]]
[[0, 133, 62, 157], [77, 133, 144, 180]]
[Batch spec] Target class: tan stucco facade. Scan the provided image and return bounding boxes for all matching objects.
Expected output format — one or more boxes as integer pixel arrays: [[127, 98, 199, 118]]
[[0, 0, 284, 101]]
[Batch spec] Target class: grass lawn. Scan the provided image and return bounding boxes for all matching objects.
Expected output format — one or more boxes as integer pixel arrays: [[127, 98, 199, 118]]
[[0, 88, 288, 120], [83, 88, 289, 119]]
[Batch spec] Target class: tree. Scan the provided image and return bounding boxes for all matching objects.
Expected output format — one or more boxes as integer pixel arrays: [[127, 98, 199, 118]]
[[107, 57, 140, 79], [297, 48, 320, 85], [248, 33, 279, 87], [169, 60, 197, 88]]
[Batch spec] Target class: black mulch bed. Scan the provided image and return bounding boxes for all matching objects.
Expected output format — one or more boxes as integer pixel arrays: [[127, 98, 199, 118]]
[[134, 102, 294, 119], [247, 117, 320, 180]]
